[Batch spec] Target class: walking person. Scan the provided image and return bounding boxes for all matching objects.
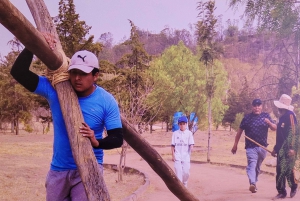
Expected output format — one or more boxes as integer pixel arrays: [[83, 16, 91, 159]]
[[10, 48, 123, 201], [171, 116, 195, 187], [272, 94, 298, 199], [231, 98, 277, 193]]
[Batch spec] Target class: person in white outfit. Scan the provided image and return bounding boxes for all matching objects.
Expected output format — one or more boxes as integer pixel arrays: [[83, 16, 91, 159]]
[[171, 116, 195, 187]]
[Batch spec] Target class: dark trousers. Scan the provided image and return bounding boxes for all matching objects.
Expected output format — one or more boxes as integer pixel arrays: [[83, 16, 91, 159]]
[[276, 154, 298, 195]]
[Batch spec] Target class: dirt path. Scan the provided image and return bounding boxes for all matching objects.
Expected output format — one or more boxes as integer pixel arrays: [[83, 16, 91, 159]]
[[104, 149, 299, 201]]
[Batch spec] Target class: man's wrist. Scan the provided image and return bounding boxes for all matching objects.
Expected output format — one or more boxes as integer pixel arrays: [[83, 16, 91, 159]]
[[92, 139, 99, 147]]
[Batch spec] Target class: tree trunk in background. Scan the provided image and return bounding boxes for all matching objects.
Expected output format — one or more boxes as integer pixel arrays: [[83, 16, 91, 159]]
[[166, 121, 169, 132], [207, 96, 211, 162], [15, 118, 19, 135], [118, 141, 128, 181], [11, 120, 14, 133]]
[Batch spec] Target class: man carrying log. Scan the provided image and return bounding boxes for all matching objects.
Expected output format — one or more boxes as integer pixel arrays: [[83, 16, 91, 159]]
[[10, 46, 123, 201], [231, 98, 277, 193]]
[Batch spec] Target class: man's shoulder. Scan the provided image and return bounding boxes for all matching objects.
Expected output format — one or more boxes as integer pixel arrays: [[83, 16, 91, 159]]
[[95, 86, 114, 98], [35, 75, 55, 94], [283, 110, 297, 121]]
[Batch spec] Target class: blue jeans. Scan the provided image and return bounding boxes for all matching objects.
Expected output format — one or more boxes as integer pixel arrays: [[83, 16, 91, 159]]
[[246, 147, 267, 185]]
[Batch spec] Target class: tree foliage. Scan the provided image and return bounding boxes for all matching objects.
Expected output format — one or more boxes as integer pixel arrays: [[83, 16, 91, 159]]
[[223, 77, 253, 122], [229, 0, 299, 36], [98, 20, 153, 127], [56, 0, 102, 57], [148, 41, 228, 131], [229, 0, 300, 100], [196, 0, 225, 162], [148, 41, 206, 129], [0, 51, 35, 134]]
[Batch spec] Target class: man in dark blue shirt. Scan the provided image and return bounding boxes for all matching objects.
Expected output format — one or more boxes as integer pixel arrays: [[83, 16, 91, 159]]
[[231, 98, 277, 193], [271, 94, 298, 199]]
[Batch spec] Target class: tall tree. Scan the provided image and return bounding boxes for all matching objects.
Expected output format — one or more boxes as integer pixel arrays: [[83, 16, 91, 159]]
[[196, 0, 223, 162], [55, 0, 102, 57], [112, 20, 152, 181], [115, 20, 151, 125], [0, 51, 35, 134]]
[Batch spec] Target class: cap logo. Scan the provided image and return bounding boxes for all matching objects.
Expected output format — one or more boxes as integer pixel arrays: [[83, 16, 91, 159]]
[[68, 50, 99, 73], [77, 55, 87, 62]]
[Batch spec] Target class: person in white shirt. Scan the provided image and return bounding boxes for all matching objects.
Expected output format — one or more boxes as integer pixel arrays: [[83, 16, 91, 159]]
[[171, 116, 195, 187]]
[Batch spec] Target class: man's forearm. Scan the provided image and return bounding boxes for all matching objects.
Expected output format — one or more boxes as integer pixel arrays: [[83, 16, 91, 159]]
[[268, 122, 277, 131], [10, 48, 39, 92], [171, 146, 175, 159], [234, 128, 243, 145], [95, 128, 123, 149]]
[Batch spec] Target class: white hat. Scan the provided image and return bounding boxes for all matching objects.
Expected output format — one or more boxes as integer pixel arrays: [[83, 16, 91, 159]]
[[274, 94, 294, 111], [68, 50, 99, 73]]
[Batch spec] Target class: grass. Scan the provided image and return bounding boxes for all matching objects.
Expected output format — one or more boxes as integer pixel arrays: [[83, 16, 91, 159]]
[[0, 131, 144, 201]]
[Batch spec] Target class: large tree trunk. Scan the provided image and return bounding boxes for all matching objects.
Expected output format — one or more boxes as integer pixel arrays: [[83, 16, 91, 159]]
[[0, 1, 199, 200], [0, 1, 109, 200]]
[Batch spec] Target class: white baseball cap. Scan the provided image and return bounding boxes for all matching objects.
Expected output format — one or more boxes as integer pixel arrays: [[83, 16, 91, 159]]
[[68, 50, 99, 73]]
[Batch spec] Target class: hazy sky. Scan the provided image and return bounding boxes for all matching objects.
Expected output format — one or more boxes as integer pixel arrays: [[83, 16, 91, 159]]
[[0, 0, 244, 57]]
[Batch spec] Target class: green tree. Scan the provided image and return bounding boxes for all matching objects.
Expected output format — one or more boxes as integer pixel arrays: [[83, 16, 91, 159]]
[[222, 77, 253, 130], [56, 0, 102, 57], [196, 0, 224, 162], [231, 112, 244, 131], [148, 41, 228, 132], [211, 60, 229, 130], [99, 20, 152, 182], [148, 41, 207, 131], [114, 20, 152, 125], [0, 51, 35, 135]]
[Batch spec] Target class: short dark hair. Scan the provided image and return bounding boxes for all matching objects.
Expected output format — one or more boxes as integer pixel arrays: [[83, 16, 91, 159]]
[[92, 68, 99, 76]]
